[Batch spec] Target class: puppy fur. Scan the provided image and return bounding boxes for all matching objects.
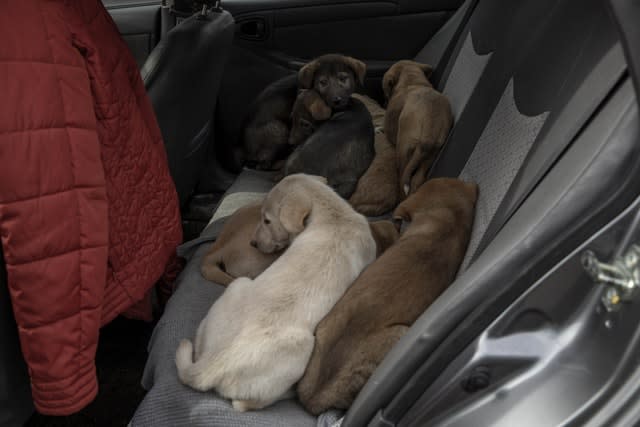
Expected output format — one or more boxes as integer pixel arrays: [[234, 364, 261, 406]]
[[368, 220, 399, 257], [383, 60, 453, 196], [240, 74, 298, 170], [348, 94, 400, 216], [176, 174, 376, 412], [297, 178, 478, 415], [298, 54, 366, 110], [288, 89, 332, 147], [200, 202, 281, 286], [284, 96, 374, 199]]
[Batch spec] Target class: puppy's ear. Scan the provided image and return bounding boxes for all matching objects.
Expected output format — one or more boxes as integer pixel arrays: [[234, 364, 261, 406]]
[[418, 63, 434, 78], [298, 61, 319, 89], [305, 94, 332, 121], [343, 56, 367, 85], [279, 192, 312, 234], [382, 70, 397, 100]]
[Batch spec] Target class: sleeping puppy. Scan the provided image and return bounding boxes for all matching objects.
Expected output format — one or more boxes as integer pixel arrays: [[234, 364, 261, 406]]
[[383, 60, 453, 196], [348, 94, 400, 216], [200, 202, 281, 286], [176, 174, 376, 412], [297, 178, 478, 415], [368, 220, 399, 257], [298, 54, 366, 110], [284, 91, 375, 199], [240, 74, 298, 170]]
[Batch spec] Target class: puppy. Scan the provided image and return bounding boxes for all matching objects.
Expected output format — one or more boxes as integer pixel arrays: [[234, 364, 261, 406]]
[[200, 203, 281, 286], [383, 60, 453, 196], [298, 54, 366, 110], [284, 93, 375, 199], [348, 94, 400, 216], [240, 74, 298, 170], [297, 178, 478, 415], [368, 220, 399, 257], [287, 89, 332, 147], [176, 174, 376, 412]]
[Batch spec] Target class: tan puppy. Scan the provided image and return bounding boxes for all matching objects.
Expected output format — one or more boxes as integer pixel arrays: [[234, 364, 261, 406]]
[[297, 178, 477, 415], [200, 203, 281, 286], [383, 60, 453, 196], [176, 174, 376, 412], [348, 94, 400, 216]]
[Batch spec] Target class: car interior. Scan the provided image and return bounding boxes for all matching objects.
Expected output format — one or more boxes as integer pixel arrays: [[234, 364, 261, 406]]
[[3, 0, 640, 426]]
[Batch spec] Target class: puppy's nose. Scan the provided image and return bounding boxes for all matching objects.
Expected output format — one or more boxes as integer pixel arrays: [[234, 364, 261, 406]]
[[332, 96, 343, 105], [250, 240, 257, 248]]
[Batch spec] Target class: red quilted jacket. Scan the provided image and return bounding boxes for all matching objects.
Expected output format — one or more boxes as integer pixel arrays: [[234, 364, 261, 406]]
[[0, 0, 182, 415]]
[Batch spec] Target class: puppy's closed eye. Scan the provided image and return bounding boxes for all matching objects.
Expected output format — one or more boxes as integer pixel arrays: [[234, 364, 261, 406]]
[[264, 218, 271, 225]]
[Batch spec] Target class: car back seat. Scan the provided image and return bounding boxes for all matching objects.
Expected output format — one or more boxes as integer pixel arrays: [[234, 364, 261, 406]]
[[130, 0, 640, 425], [345, 0, 639, 425]]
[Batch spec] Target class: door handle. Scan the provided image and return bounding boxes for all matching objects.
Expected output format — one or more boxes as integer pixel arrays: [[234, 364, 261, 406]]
[[236, 17, 267, 41]]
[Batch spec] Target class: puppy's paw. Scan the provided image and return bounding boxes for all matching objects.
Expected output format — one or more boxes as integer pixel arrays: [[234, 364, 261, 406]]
[[232, 400, 250, 412]]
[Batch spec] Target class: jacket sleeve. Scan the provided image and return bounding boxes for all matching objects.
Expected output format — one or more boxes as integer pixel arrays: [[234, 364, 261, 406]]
[[0, 1, 109, 416]]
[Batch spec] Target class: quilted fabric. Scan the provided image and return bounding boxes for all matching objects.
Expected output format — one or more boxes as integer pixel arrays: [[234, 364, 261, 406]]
[[0, 0, 182, 416]]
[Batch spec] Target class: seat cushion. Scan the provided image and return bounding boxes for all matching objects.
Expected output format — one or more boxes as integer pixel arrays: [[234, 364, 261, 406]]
[[131, 168, 347, 426]]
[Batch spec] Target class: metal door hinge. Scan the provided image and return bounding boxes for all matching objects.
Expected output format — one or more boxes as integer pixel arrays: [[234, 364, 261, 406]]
[[582, 245, 640, 311]]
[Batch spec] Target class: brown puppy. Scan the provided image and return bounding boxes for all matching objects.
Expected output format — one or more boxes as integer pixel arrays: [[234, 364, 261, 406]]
[[288, 89, 332, 147], [348, 94, 400, 216], [297, 178, 477, 415], [383, 60, 453, 196], [368, 220, 399, 257], [200, 203, 281, 286], [298, 54, 366, 110]]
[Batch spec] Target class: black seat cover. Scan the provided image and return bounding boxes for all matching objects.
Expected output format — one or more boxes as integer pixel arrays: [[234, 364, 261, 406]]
[[142, 9, 234, 207]]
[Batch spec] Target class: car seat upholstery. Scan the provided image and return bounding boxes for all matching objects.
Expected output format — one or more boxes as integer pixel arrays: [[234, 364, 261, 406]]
[[142, 8, 234, 207], [131, 0, 640, 426]]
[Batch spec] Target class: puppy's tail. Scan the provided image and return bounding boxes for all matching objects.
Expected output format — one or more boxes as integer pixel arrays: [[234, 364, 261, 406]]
[[175, 339, 222, 392], [201, 252, 235, 286]]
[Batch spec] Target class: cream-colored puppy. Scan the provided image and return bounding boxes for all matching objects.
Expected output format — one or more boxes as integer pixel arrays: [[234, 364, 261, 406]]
[[176, 174, 376, 412]]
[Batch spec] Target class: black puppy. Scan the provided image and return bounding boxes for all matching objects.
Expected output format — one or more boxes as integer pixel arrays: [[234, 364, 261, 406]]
[[239, 74, 298, 170], [284, 91, 375, 199], [298, 54, 366, 110]]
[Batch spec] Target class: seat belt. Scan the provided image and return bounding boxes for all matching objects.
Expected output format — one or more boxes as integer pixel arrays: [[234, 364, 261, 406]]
[[432, 0, 481, 88], [471, 44, 628, 263]]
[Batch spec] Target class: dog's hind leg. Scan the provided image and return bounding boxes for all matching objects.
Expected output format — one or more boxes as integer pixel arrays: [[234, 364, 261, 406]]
[[200, 254, 235, 286], [304, 325, 409, 414]]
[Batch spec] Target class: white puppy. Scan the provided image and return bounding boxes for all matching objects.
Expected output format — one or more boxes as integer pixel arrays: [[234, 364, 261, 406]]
[[176, 174, 376, 411]]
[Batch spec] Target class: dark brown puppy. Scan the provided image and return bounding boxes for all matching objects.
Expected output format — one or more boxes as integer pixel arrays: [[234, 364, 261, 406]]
[[201, 203, 281, 286], [284, 94, 374, 199], [383, 60, 453, 196], [297, 178, 478, 415], [298, 54, 366, 110], [240, 75, 298, 170], [348, 94, 400, 216]]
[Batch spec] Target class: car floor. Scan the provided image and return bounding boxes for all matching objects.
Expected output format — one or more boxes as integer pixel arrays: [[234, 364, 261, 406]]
[[25, 317, 154, 427]]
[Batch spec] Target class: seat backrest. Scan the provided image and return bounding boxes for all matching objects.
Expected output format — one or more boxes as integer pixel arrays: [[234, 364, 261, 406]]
[[142, 9, 234, 207], [345, 0, 640, 424]]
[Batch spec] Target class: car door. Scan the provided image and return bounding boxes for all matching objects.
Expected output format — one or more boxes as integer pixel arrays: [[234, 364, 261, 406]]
[[103, 0, 162, 68], [215, 0, 464, 169]]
